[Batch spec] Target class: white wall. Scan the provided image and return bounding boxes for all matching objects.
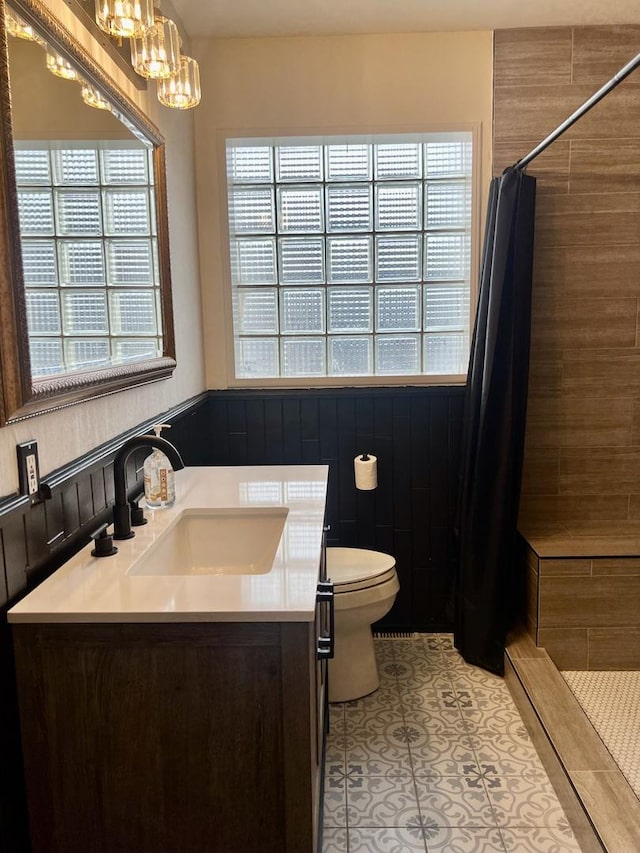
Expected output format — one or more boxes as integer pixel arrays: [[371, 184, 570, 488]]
[[0, 0, 205, 495], [191, 30, 494, 388]]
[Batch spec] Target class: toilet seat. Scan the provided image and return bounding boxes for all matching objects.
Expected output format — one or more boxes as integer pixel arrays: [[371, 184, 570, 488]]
[[327, 547, 396, 594]]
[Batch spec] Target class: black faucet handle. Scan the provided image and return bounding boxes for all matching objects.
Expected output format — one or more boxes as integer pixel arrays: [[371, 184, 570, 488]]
[[129, 496, 148, 527], [112, 501, 135, 541], [90, 523, 118, 558]]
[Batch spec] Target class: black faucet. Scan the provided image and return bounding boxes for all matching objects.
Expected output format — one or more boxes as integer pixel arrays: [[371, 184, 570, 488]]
[[112, 435, 185, 540]]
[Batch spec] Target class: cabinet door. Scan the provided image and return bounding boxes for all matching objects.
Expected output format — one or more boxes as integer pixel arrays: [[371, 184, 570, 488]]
[[14, 622, 286, 853]]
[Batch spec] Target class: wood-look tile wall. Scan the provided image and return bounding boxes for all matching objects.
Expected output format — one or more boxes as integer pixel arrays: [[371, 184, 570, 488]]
[[522, 538, 640, 670], [493, 26, 640, 529], [496, 27, 640, 670]]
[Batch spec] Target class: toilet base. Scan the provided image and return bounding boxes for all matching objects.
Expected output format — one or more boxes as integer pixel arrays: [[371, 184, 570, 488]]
[[325, 548, 399, 704], [329, 624, 379, 703]]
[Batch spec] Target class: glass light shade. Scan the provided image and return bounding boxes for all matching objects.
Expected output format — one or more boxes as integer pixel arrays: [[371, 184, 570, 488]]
[[81, 83, 112, 111], [95, 0, 154, 38], [46, 49, 79, 81], [157, 56, 201, 110], [5, 9, 39, 41], [131, 16, 180, 79]]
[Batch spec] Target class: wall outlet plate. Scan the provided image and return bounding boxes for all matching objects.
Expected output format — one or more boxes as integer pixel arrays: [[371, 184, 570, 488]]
[[17, 440, 40, 501]]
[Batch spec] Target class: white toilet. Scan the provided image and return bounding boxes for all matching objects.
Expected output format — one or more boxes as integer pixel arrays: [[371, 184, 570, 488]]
[[326, 547, 400, 703]]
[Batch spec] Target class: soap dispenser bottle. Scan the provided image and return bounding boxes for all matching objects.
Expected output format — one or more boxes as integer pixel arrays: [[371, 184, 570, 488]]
[[143, 424, 176, 508]]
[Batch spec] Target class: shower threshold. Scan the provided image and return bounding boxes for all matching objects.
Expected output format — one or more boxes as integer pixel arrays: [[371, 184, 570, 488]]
[[505, 630, 640, 852]]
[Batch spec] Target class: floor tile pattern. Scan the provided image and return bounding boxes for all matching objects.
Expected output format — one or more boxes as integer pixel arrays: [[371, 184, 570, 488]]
[[323, 634, 581, 852], [562, 670, 640, 798]]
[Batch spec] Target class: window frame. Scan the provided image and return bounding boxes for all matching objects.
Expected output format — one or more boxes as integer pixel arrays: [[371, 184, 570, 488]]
[[219, 124, 482, 389], [15, 140, 163, 379]]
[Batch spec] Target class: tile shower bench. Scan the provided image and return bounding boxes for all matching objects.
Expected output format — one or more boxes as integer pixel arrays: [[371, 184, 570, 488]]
[[519, 524, 640, 670]]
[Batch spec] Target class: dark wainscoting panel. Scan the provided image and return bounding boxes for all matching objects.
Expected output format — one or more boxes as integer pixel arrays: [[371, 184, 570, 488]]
[[207, 387, 465, 630]]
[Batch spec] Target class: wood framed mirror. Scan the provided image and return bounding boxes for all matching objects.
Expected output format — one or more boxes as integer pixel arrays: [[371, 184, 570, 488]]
[[0, 0, 176, 425]]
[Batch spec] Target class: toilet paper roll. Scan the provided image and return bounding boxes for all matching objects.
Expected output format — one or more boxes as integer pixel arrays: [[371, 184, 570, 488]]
[[354, 454, 378, 490]]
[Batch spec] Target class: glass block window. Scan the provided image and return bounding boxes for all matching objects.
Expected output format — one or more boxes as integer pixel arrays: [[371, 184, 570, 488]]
[[14, 142, 161, 379], [226, 133, 473, 380]]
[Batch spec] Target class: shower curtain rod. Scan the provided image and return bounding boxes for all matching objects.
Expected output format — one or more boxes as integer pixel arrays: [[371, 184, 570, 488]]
[[513, 51, 640, 171]]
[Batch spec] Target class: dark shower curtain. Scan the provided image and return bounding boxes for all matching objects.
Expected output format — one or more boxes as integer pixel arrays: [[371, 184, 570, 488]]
[[454, 167, 536, 675]]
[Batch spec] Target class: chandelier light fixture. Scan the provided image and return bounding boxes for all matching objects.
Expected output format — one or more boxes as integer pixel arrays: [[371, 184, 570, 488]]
[[130, 14, 181, 79], [5, 0, 200, 110], [81, 82, 112, 110], [5, 8, 42, 42], [45, 47, 80, 80], [95, 0, 154, 39], [91, 1, 202, 110], [157, 54, 201, 109], [4, 7, 182, 114]]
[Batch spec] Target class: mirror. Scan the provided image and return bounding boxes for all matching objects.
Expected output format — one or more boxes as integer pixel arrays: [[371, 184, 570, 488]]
[[0, 0, 176, 424]]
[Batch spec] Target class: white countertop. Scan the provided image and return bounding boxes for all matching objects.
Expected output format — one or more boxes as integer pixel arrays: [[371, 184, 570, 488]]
[[8, 465, 328, 624]]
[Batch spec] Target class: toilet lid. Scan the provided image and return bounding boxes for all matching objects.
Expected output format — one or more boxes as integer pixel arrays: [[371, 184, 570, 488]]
[[326, 547, 396, 588]]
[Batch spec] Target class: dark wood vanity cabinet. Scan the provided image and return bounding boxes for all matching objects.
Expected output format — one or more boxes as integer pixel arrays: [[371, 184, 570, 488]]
[[12, 617, 327, 853]]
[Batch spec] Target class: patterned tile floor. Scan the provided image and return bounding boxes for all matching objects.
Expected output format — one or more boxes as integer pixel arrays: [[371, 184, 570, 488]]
[[322, 634, 581, 852], [562, 670, 640, 799]]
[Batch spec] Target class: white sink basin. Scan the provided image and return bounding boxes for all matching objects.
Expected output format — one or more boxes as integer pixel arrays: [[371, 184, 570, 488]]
[[128, 507, 288, 576]]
